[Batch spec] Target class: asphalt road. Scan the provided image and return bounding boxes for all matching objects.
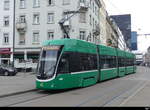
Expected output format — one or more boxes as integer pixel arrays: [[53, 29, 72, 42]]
[[1, 66, 150, 107]]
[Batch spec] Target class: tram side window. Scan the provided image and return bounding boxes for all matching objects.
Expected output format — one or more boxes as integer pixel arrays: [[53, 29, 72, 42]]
[[126, 58, 133, 66], [57, 53, 70, 74], [111, 56, 117, 68], [130, 59, 134, 66], [69, 52, 81, 72], [118, 57, 125, 67], [91, 54, 98, 70], [57, 52, 98, 74], [79, 53, 97, 71], [100, 55, 117, 69], [118, 57, 122, 67], [125, 58, 128, 66]]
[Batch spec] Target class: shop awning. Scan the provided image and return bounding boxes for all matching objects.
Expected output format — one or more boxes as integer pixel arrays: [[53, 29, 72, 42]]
[[0, 48, 12, 54], [14, 54, 24, 59], [27, 54, 39, 59]]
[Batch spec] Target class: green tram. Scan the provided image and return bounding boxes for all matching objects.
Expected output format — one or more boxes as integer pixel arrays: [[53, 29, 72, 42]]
[[36, 39, 136, 90]]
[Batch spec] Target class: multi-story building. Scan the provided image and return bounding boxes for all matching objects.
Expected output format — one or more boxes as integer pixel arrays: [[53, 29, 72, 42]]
[[14, 0, 101, 69], [131, 31, 138, 51], [105, 15, 119, 48], [0, 0, 14, 65], [143, 47, 150, 67], [110, 14, 132, 50], [105, 14, 129, 51], [99, 0, 107, 45]]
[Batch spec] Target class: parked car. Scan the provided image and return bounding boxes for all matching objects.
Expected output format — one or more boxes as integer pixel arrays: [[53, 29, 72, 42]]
[[0, 65, 18, 76]]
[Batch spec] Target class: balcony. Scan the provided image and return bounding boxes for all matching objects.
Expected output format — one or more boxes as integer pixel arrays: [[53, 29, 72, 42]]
[[93, 25, 100, 36], [16, 22, 27, 34], [79, 2, 89, 12]]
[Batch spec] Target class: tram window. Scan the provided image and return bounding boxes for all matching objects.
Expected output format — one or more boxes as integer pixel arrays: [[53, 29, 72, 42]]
[[91, 54, 97, 70], [87, 54, 97, 70], [57, 53, 70, 74], [118, 57, 125, 67], [100, 55, 117, 69], [126, 58, 133, 66], [100, 56, 106, 69], [69, 52, 81, 72], [80, 53, 90, 71], [58, 52, 98, 74]]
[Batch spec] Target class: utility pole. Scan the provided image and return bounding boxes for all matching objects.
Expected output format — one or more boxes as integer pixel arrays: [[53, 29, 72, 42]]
[[12, 0, 16, 67]]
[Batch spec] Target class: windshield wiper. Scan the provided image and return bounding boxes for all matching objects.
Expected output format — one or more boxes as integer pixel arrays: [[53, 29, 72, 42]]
[[44, 64, 56, 75]]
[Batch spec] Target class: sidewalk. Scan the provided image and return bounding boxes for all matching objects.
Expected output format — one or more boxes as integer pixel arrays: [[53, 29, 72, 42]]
[[0, 72, 36, 97]]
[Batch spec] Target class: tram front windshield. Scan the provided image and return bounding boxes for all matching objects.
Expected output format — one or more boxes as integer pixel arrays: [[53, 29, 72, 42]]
[[37, 46, 61, 79]]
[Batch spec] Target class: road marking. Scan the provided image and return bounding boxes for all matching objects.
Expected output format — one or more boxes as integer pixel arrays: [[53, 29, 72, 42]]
[[119, 81, 148, 106]]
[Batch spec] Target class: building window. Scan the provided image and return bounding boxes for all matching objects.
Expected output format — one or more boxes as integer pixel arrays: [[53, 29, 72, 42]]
[[79, 0, 86, 3], [93, 2, 94, 13], [20, 0, 26, 9], [93, 18, 95, 29], [4, 16, 9, 27], [33, 13, 40, 24], [48, 31, 54, 40], [63, 0, 70, 5], [33, 0, 40, 7], [19, 15, 26, 23], [79, 13, 86, 23], [19, 33, 25, 45], [95, 6, 97, 16], [33, 32, 39, 43], [48, 0, 54, 6], [4, 0, 10, 10], [90, 0, 92, 9], [89, 15, 92, 25], [3, 33, 9, 45], [47, 13, 54, 24], [80, 30, 86, 40]]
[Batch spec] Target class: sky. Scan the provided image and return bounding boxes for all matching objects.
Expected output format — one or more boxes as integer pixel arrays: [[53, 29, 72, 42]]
[[104, 0, 150, 53]]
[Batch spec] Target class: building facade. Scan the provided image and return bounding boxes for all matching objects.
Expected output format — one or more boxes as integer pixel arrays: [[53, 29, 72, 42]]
[[105, 15, 119, 48], [99, 0, 107, 45], [131, 31, 138, 50], [103, 14, 129, 51], [0, 0, 14, 65], [14, 0, 101, 69], [143, 47, 150, 67], [111, 14, 132, 50]]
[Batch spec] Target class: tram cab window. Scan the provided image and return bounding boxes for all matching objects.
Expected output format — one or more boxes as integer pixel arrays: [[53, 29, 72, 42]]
[[57, 53, 70, 74]]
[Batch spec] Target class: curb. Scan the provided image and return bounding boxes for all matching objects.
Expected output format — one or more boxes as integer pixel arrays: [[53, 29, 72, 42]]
[[0, 89, 38, 98]]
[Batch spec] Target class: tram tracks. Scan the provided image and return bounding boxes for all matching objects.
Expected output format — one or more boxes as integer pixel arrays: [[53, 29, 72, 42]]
[[102, 81, 147, 106], [75, 80, 146, 107], [0, 75, 147, 107], [0, 89, 55, 107]]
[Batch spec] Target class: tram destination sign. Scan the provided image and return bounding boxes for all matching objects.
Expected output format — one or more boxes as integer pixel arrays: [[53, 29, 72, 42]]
[[42, 45, 61, 50]]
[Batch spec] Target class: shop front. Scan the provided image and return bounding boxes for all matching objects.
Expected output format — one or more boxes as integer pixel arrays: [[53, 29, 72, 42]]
[[14, 51, 39, 71], [0, 48, 12, 65]]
